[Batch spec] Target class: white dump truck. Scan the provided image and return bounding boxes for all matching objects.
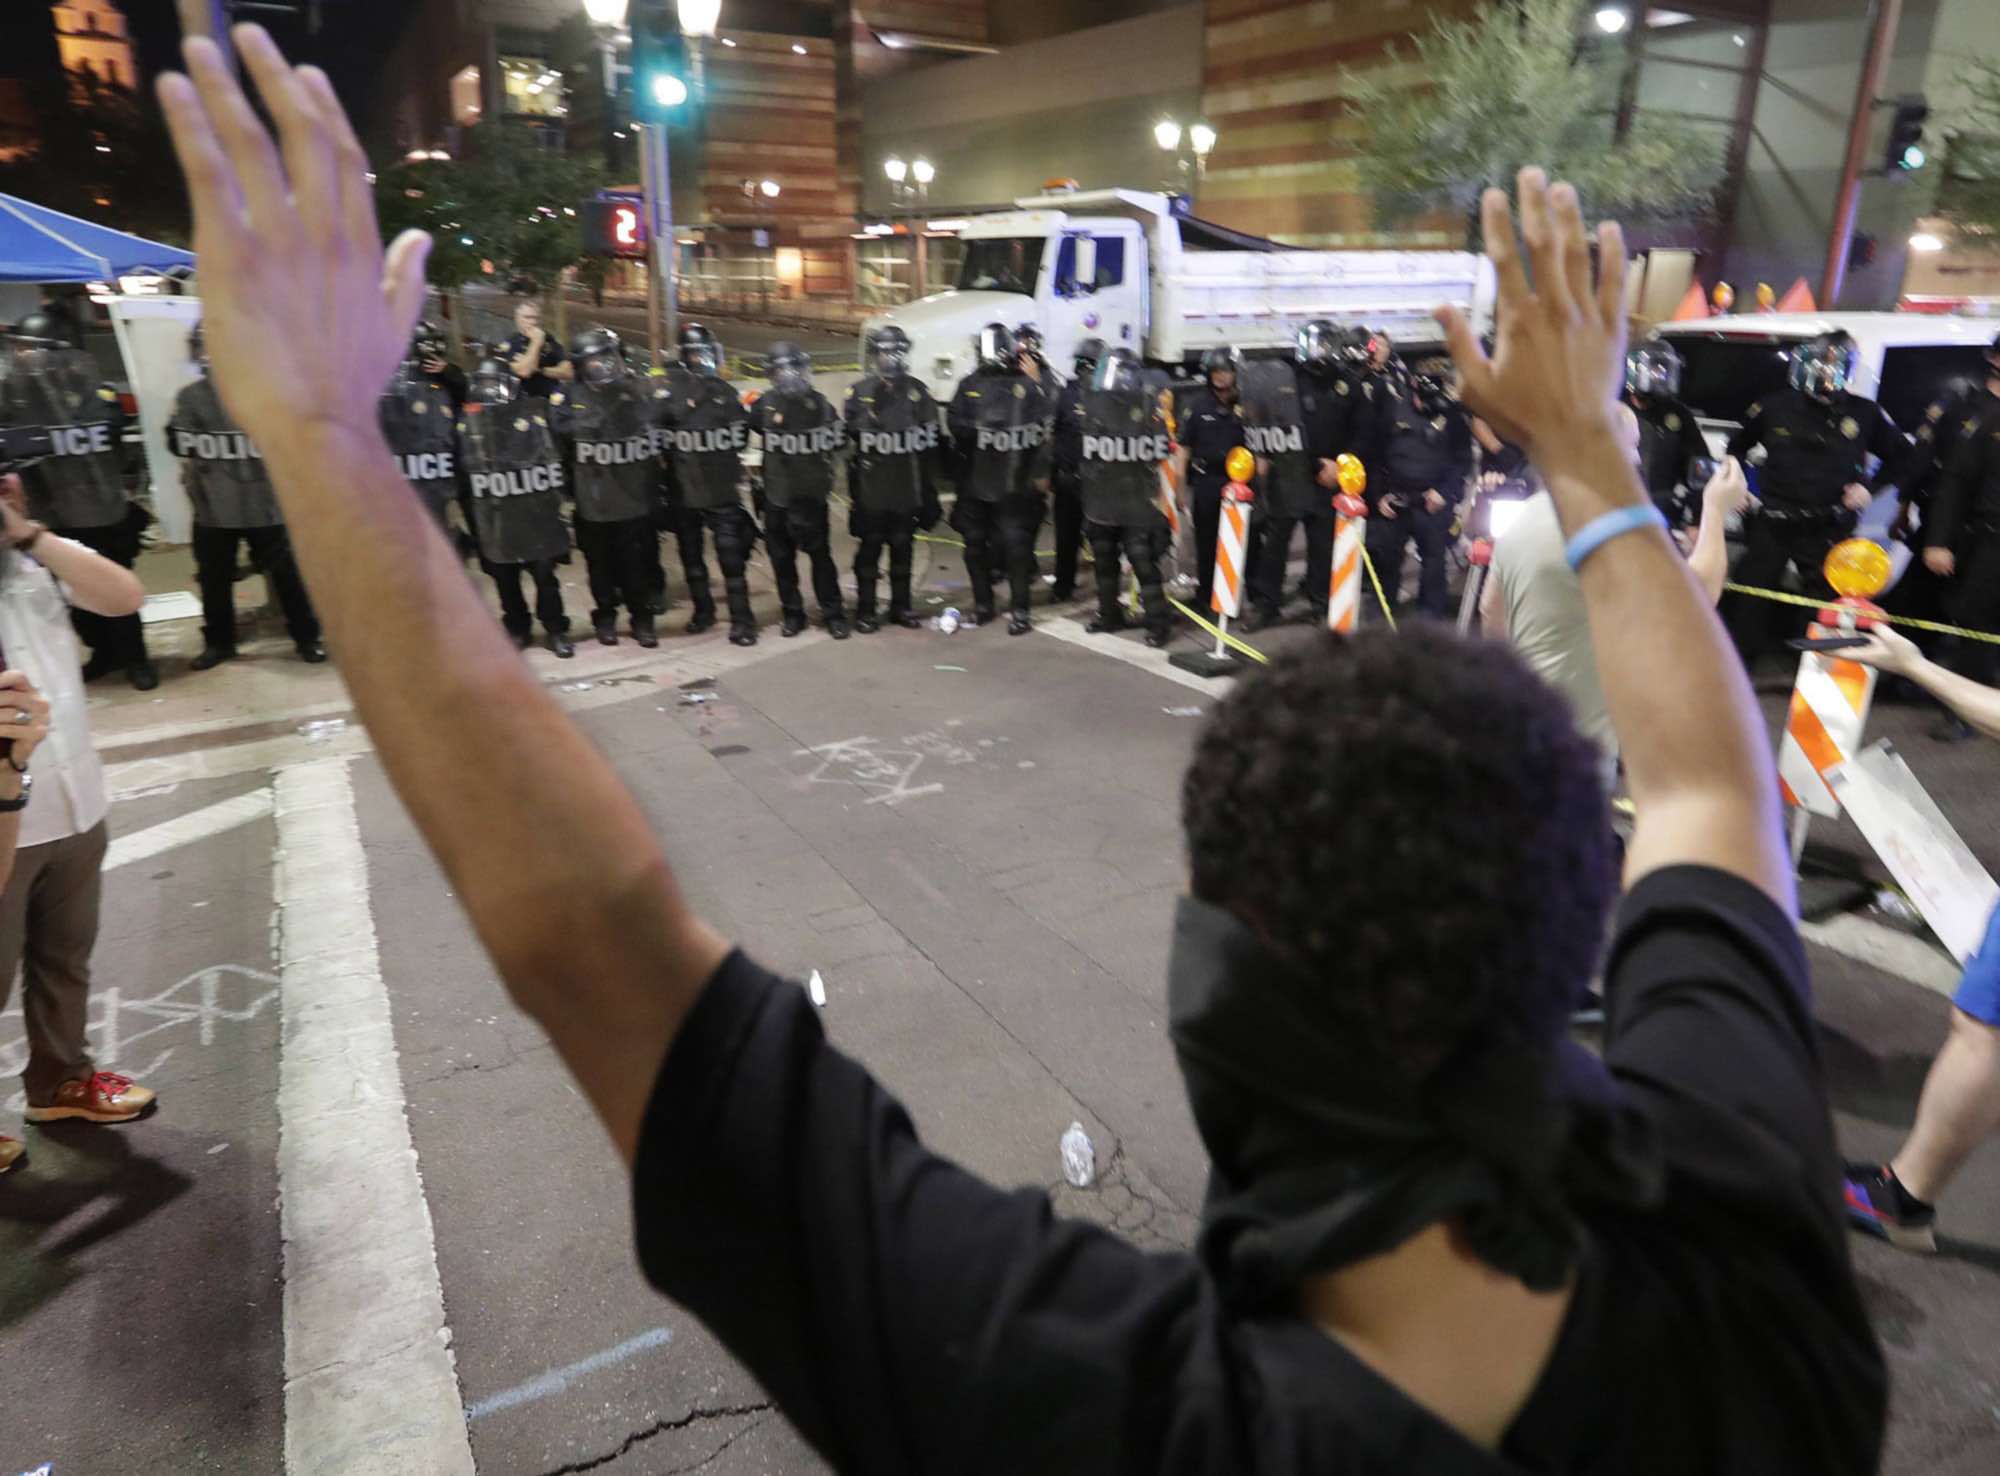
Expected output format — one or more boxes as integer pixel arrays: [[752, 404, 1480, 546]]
[[861, 187, 1496, 400]]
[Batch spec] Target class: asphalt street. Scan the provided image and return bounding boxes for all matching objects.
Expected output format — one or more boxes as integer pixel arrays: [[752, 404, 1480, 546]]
[[2, 530, 1998, 1475]]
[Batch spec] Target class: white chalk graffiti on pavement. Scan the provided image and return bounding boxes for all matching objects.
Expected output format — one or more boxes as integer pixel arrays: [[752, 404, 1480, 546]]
[[795, 736, 946, 806], [0, 963, 279, 1111]]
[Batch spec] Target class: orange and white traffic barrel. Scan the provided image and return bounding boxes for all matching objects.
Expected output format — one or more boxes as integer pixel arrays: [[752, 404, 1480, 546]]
[[1779, 541, 1893, 850], [1213, 483, 1251, 621]]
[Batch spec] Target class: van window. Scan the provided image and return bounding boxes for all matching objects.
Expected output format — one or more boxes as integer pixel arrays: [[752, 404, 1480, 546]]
[[1665, 333, 1795, 425], [1055, 234, 1126, 295], [1877, 345, 1993, 431]]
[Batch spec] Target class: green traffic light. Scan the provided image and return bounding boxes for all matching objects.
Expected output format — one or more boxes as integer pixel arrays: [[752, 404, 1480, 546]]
[[650, 73, 688, 108], [1901, 144, 1927, 171]]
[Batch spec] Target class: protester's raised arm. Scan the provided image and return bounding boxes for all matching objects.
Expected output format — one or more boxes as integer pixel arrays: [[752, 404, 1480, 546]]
[[1439, 169, 1791, 911], [157, 15, 726, 1162]]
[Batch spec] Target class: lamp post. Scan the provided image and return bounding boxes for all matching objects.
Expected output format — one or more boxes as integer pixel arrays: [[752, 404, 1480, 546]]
[[581, 0, 628, 172], [1153, 118, 1216, 201], [883, 156, 934, 297]]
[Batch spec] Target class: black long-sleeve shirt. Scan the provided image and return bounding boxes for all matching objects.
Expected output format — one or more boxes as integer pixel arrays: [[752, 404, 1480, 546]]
[[1724, 389, 1907, 513], [1932, 402, 2000, 549]]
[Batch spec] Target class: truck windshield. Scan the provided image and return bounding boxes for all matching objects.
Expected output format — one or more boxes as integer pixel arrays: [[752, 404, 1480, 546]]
[[957, 238, 1044, 295], [1663, 333, 1797, 424]]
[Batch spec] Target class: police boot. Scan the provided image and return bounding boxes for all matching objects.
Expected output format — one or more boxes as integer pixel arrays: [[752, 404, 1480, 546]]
[[826, 613, 852, 641], [1008, 610, 1033, 637], [191, 645, 237, 672], [594, 616, 620, 647], [725, 579, 757, 646], [632, 614, 659, 649], [1144, 623, 1172, 649], [780, 610, 808, 638], [684, 566, 716, 635], [547, 628, 575, 659]]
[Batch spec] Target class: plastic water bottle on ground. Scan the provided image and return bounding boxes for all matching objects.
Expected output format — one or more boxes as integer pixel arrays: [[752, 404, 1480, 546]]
[[1059, 1121, 1096, 1187], [936, 607, 962, 635]]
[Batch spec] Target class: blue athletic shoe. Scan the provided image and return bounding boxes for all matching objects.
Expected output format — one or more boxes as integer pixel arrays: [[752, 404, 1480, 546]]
[[1842, 1162, 1937, 1253]]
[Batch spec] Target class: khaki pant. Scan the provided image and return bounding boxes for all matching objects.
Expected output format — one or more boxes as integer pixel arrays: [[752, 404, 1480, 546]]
[[0, 820, 106, 1104]]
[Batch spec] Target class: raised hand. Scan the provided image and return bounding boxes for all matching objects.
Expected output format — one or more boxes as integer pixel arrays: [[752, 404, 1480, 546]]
[[156, 10, 431, 459], [1436, 168, 1629, 500]]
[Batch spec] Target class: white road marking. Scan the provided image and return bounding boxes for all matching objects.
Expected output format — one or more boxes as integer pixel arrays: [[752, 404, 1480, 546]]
[[1802, 912, 1963, 997], [273, 759, 473, 1476], [465, 1326, 675, 1422], [1038, 613, 1237, 696], [105, 788, 275, 871]]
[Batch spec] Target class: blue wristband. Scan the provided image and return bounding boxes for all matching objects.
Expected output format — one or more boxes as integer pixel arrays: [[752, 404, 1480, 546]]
[[1564, 503, 1668, 572]]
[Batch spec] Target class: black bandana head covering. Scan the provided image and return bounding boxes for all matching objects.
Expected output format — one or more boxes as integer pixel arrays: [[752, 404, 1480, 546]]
[[1167, 895, 1663, 1312]]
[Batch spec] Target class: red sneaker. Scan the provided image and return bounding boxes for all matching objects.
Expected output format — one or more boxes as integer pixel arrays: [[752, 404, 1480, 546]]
[[24, 1071, 158, 1125]]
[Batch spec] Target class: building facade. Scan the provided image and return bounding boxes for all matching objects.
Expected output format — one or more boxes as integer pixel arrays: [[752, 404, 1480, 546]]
[[51, 0, 139, 91]]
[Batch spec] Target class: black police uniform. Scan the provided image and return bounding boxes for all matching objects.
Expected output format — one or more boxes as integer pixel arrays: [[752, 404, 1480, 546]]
[[378, 364, 462, 532], [1077, 386, 1174, 642], [1879, 383, 1997, 639], [167, 377, 322, 657], [1927, 404, 2000, 683], [550, 377, 665, 638], [948, 369, 1053, 624], [1178, 385, 1249, 610], [3, 354, 150, 675], [1365, 384, 1471, 619], [660, 375, 758, 640], [462, 393, 572, 648], [1627, 392, 1708, 525], [1048, 370, 1095, 600], [753, 384, 847, 630], [1723, 389, 1908, 660], [502, 330, 568, 400], [843, 371, 942, 626]]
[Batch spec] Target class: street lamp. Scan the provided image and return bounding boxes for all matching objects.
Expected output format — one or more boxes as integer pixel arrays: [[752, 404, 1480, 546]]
[[884, 156, 908, 184], [1154, 118, 1216, 199], [911, 157, 934, 186], [581, 0, 627, 25], [1189, 122, 1216, 157], [1593, 6, 1630, 33], [760, 178, 781, 198], [1153, 119, 1182, 152]]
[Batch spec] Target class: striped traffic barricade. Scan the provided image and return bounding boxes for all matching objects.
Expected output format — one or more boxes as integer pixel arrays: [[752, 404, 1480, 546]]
[[1169, 464, 1256, 679], [1328, 454, 1370, 635]]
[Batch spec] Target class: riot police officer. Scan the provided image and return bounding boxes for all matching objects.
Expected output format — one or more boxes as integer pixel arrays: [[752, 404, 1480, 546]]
[[2, 311, 155, 687], [1723, 330, 1909, 663], [413, 319, 468, 407], [1076, 348, 1174, 646], [947, 323, 1054, 634], [753, 342, 849, 639], [379, 321, 462, 534], [552, 326, 662, 648], [844, 325, 942, 632], [1623, 337, 1708, 525], [646, 322, 718, 615], [1176, 346, 1250, 611], [460, 358, 574, 657], [659, 326, 758, 645], [1048, 336, 1103, 601], [167, 323, 324, 670], [1013, 321, 1056, 385], [1364, 363, 1471, 620]]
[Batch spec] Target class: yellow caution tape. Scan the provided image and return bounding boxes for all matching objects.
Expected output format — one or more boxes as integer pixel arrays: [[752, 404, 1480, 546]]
[[1359, 542, 1399, 631], [1167, 597, 1272, 664], [1722, 582, 2000, 646]]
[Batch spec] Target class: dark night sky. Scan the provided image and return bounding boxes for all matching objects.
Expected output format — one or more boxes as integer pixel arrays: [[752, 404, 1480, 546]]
[[0, 0, 417, 121]]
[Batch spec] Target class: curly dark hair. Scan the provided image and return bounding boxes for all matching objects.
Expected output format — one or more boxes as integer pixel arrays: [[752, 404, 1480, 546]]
[[1181, 625, 1615, 1082]]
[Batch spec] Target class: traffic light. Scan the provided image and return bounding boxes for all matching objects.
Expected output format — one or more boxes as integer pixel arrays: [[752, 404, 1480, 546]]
[[630, 0, 689, 122], [1886, 97, 1930, 174]]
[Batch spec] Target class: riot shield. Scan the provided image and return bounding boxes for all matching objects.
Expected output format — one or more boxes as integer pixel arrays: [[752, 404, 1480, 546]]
[[462, 405, 570, 565]]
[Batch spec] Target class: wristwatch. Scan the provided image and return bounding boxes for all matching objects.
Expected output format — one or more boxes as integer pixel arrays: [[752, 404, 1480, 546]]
[[0, 770, 32, 812]]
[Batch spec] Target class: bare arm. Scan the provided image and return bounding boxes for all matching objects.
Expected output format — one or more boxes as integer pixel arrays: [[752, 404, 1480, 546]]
[[1848, 625, 2000, 741], [0, 479, 144, 616], [1440, 170, 1791, 911], [544, 359, 575, 383], [1685, 455, 1751, 608], [159, 18, 727, 1163], [507, 332, 541, 379], [0, 670, 52, 893], [1477, 554, 1505, 633]]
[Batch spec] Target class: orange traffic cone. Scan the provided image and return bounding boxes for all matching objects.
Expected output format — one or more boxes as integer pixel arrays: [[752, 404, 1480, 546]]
[[1776, 277, 1818, 313], [1669, 280, 1710, 321]]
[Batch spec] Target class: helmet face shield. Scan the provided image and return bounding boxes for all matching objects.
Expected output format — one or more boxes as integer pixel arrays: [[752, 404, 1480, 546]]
[[1296, 319, 1341, 369], [767, 342, 811, 393], [1790, 334, 1857, 400], [681, 341, 721, 376], [1092, 350, 1142, 395], [976, 322, 1017, 370], [468, 360, 519, 407], [1625, 340, 1683, 398], [580, 351, 623, 387], [869, 327, 912, 379]]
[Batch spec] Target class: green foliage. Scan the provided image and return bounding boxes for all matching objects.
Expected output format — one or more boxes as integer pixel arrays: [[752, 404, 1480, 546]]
[[0, 71, 187, 244], [373, 122, 609, 295], [1343, 0, 1723, 239], [1935, 55, 2000, 249]]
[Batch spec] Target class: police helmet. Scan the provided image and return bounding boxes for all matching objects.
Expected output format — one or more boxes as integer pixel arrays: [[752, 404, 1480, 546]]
[[679, 322, 721, 377], [11, 310, 72, 349], [1789, 331, 1858, 400], [1295, 319, 1343, 370], [411, 320, 449, 365], [867, 324, 913, 379], [975, 322, 1018, 371], [1092, 347, 1144, 395], [571, 325, 627, 387], [1625, 338, 1683, 399], [766, 341, 811, 392], [468, 358, 520, 407], [1013, 322, 1045, 355], [1072, 336, 1106, 380], [1409, 369, 1450, 415], [1199, 345, 1242, 387]]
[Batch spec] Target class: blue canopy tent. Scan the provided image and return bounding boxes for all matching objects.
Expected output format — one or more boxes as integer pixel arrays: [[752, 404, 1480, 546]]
[[0, 194, 193, 282]]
